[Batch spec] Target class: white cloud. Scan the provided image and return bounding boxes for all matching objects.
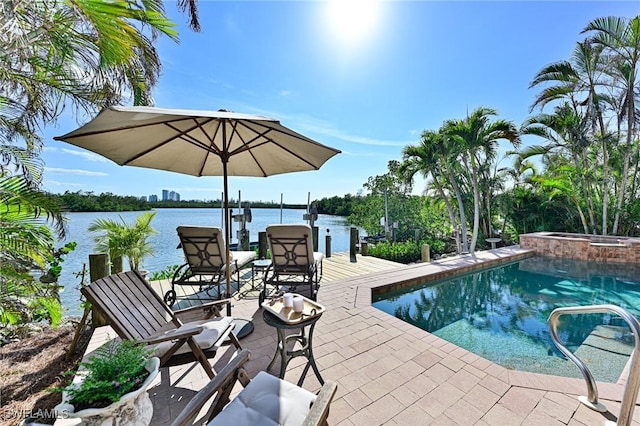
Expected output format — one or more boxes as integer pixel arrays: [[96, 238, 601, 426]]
[[44, 147, 109, 162], [45, 167, 108, 176], [45, 180, 84, 188], [230, 104, 412, 147], [60, 148, 110, 162]]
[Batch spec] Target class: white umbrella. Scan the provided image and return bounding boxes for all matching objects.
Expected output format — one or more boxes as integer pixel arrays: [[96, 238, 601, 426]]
[[55, 106, 341, 312]]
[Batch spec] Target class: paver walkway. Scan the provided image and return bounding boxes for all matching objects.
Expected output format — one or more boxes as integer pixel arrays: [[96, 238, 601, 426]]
[[70, 249, 640, 425]]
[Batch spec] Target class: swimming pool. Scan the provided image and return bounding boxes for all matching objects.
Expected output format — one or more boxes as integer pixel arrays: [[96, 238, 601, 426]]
[[372, 256, 640, 383]]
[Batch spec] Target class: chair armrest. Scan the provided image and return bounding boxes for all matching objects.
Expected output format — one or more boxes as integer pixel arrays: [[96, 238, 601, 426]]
[[170, 349, 252, 426], [174, 299, 231, 320], [302, 380, 338, 426], [141, 325, 204, 344]]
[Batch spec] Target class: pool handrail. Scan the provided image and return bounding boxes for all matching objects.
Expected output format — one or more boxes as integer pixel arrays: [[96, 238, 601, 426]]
[[548, 304, 640, 426]]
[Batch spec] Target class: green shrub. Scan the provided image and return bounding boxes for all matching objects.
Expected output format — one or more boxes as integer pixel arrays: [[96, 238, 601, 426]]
[[148, 264, 180, 281], [368, 239, 448, 264], [63, 340, 152, 410], [368, 240, 420, 264]]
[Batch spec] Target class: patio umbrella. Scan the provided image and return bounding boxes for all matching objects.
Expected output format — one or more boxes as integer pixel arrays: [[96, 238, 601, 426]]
[[54, 106, 341, 314]]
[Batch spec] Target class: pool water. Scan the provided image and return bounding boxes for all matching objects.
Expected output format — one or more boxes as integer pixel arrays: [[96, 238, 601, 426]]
[[372, 256, 640, 383]]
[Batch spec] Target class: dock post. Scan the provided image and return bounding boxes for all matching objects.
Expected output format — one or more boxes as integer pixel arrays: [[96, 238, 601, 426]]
[[361, 241, 368, 256], [325, 228, 332, 258], [258, 231, 268, 259], [89, 253, 109, 282], [88, 253, 110, 327], [350, 227, 358, 261], [312, 226, 319, 252]]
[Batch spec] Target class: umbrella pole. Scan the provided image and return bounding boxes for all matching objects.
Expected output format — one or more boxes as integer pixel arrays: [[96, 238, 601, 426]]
[[223, 162, 232, 317]]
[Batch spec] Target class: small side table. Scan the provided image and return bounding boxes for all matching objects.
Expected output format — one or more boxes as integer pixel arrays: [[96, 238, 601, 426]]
[[486, 238, 501, 250], [252, 259, 271, 307], [252, 259, 271, 287], [262, 309, 324, 386]]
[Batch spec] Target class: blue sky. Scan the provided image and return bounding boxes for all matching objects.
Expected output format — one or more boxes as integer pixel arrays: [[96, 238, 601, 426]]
[[41, 1, 639, 205]]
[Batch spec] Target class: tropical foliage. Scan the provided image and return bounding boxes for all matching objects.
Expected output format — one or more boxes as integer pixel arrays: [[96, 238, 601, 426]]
[[346, 160, 454, 257], [520, 15, 640, 236], [400, 108, 520, 254], [89, 212, 158, 272], [0, 0, 183, 328]]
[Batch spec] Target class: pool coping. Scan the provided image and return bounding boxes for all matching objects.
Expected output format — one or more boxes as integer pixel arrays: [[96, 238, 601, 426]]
[[344, 246, 630, 404]]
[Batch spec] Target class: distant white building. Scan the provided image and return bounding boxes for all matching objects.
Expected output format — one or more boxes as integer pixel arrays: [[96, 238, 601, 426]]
[[140, 195, 147, 201], [149, 194, 158, 202], [162, 189, 169, 201]]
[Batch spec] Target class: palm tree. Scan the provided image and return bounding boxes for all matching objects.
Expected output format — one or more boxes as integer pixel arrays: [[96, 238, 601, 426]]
[[583, 16, 640, 234], [520, 103, 598, 233], [88, 212, 158, 272], [0, 0, 201, 326], [442, 108, 520, 252], [529, 39, 612, 234], [401, 130, 461, 253], [0, 172, 66, 326], [1, 0, 178, 147]]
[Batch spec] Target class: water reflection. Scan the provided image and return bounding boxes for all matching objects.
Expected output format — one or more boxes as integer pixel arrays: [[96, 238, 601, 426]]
[[373, 259, 639, 382]]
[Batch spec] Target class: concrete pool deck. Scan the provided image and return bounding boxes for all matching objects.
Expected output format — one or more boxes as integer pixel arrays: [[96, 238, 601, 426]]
[[70, 248, 640, 425]]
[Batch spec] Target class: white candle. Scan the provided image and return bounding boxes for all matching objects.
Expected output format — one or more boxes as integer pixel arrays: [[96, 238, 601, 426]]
[[293, 296, 304, 313], [283, 293, 293, 308]]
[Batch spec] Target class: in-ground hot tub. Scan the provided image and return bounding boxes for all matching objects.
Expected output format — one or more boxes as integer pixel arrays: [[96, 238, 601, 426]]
[[519, 232, 640, 264]]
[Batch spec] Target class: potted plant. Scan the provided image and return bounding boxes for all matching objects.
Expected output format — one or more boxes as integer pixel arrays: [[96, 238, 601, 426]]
[[88, 212, 157, 275], [55, 339, 160, 426]]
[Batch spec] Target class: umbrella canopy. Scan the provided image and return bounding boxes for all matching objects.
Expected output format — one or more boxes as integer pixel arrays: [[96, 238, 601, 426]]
[[54, 106, 341, 306]]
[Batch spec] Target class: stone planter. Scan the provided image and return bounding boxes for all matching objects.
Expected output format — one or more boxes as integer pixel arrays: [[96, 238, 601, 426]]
[[55, 357, 159, 426]]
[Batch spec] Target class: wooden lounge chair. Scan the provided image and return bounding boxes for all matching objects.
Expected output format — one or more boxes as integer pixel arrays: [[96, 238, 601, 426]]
[[164, 226, 257, 307], [81, 270, 242, 379], [261, 224, 324, 303], [170, 349, 337, 426]]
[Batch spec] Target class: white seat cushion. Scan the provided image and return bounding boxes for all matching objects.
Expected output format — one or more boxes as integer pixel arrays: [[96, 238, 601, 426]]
[[229, 251, 257, 272], [210, 371, 317, 426], [152, 316, 233, 357]]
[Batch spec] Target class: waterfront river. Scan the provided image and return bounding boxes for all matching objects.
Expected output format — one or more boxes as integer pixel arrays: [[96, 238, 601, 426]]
[[56, 207, 357, 316]]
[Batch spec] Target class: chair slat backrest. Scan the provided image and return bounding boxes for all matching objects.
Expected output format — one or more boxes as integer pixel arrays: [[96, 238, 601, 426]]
[[177, 226, 226, 273], [81, 270, 175, 340], [266, 224, 314, 274]]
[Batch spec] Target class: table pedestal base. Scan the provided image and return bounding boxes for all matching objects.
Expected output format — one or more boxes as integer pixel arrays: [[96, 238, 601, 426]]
[[263, 310, 324, 386]]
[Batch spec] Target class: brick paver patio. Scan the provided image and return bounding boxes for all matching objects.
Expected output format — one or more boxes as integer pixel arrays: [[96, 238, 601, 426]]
[[63, 248, 640, 425]]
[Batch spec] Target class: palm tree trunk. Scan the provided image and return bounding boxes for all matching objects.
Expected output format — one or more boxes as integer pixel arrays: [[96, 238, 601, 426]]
[[468, 157, 480, 253], [447, 169, 469, 253], [432, 173, 460, 253], [612, 72, 636, 235], [600, 132, 609, 235]]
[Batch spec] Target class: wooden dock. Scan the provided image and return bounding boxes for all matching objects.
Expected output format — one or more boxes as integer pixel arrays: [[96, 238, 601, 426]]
[[149, 252, 402, 308]]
